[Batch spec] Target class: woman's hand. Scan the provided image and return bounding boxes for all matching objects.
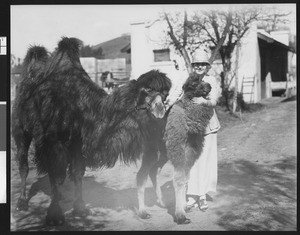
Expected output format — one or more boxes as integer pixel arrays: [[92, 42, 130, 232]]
[[192, 97, 207, 105], [164, 103, 171, 111], [164, 98, 172, 111]]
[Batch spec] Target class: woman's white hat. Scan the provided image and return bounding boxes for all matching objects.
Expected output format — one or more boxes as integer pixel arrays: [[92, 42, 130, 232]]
[[191, 48, 211, 65]]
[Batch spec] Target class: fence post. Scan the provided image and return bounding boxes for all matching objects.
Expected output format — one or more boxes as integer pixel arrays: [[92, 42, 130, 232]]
[[285, 73, 291, 98], [265, 72, 272, 98]]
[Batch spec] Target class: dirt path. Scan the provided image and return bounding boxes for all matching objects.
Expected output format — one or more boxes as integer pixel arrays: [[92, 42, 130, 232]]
[[10, 97, 297, 231]]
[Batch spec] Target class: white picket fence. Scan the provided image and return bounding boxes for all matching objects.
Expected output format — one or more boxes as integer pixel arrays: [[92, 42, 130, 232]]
[[265, 72, 296, 98], [270, 74, 297, 98]]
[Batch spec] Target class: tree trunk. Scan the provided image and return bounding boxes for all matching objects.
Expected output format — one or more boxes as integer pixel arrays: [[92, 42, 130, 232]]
[[182, 49, 193, 74], [222, 60, 231, 111], [232, 41, 240, 113]]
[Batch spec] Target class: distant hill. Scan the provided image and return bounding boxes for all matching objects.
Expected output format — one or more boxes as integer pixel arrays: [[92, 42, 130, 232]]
[[92, 34, 131, 64]]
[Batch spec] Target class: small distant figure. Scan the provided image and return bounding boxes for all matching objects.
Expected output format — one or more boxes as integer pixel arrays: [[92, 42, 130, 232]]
[[101, 71, 115, 93]]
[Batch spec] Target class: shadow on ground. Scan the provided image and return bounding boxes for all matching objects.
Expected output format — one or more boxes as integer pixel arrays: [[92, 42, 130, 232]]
[[281, 95, 297, 102], [12, 172, 177, 231], [11, 155, 297, 231], [215, 155, 297, 231]]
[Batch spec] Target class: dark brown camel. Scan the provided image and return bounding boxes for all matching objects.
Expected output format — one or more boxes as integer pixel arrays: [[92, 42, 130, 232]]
[[12, 37, 171, 225]]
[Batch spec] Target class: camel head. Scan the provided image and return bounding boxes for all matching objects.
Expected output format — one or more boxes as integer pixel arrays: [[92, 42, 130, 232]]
[[135, 70, 172, 119], [182, 72, 211, 100], [136, 88, 168, 119]]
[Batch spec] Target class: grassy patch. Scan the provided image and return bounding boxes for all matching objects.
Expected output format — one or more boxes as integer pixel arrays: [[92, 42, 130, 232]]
[[243, 103, 265, 113]]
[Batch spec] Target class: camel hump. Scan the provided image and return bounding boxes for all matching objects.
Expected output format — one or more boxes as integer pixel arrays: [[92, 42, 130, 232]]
[[24, 46, 49, 63], [57, 37, 82, 54], [43, 37, 85, 77], [22, 45, 49, 78]]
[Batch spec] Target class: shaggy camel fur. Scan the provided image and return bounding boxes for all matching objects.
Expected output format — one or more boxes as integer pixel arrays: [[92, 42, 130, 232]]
[[164, 72, 214, 224], [12, 37, 171, 225], [12, 44, 49, 212]]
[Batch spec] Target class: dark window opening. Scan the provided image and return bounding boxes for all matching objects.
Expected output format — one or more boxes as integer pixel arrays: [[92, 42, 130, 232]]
[[153, 49, 170, 62]]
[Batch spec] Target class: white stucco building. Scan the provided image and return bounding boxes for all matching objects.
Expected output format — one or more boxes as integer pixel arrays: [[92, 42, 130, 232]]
[[130, 19, 296, 103]]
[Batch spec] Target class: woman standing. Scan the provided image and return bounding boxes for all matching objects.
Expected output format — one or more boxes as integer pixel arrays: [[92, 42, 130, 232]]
[[185, 48, 221, 212], [165, 47, 221, 212]]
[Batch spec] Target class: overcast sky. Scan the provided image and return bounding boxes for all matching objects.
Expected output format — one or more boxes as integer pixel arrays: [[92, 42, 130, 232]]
[[11, 4, 296, 59]]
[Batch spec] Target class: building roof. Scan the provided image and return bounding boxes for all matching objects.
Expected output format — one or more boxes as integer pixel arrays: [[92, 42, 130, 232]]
[[257, 31, 295, 53], [121, 43, 131, 53]]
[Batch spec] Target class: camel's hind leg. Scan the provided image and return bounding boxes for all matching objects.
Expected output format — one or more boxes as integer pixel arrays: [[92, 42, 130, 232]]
[[15, 132, 32, 211], [136, 145, 157, 219]]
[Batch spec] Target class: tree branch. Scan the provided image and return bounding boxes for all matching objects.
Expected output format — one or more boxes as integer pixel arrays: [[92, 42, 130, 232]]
[[164, 11, 192, 73], [209, 11, 232, 63], [202, 25, 217, 45], [164, 12, 182, 51], [210, 11, 221, 41], [183, 11, 188, 47]]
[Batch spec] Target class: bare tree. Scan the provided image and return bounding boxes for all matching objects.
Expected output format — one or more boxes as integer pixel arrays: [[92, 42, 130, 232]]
[[193, 7, 261, 111], [163, 10, 231, 75], [163, 6, 293, 111], [163, 7, 262, 111], [257, 6, 292, 33]]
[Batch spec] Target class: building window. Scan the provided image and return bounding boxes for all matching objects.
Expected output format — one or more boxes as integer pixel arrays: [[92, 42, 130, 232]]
[[0, 37, 7, 55], [153, 49, 170, 62]]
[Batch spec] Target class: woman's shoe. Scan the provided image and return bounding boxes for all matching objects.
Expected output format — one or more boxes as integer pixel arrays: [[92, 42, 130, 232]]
[[198, 199, 208, 212]]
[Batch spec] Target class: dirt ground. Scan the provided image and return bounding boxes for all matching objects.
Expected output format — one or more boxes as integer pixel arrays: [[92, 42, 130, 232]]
[[10, 96, 297, 231]]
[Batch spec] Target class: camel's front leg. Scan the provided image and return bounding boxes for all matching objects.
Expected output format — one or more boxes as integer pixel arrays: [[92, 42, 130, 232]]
[[149, 142, 168, 207], [149, 157, 168, 207], [137, 147, 156, 219], [69, 148, 88, 216], [45, 142, 68, 226], [46, 170, 66, 226]]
